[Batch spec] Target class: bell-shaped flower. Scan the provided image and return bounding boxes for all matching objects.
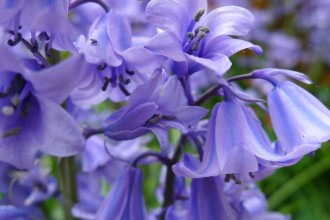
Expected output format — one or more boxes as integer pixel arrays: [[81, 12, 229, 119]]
[[72, 10, 163, 105], [0, 0, 76, 51], [0, 44, 85, 169], [185, 176, 235, 220], [103, 72, 208, 153], [95, 167, 147, 220], [267, 81, 330, 155], [173, 86, 268, 177], [145, 0, 262, 76]]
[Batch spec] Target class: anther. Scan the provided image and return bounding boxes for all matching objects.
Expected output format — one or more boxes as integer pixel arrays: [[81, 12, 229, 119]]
[[194, 9, 205, 22], [192, 42, 199, 51], [10, 94, 20, 106], [90, 38, 98, 45], [162, 115, 176, 120], [125, 69, 135, 75], [224, 174, 231, 182], [186, 32, 194, 40], [97, 63, 108, 71], [118, 83, 131, 96], [119, 74, 131, 85], [102, 77, 111, 91], [249, 172, 255, 178], [2, 106, 15, 116], [2, 127, 21, 138], [38, 32, 50, 41], [200, 26, 210, 33], [147, 114, 163, 125], [20, 102, 32, 118], [7, 34, 21, 46]]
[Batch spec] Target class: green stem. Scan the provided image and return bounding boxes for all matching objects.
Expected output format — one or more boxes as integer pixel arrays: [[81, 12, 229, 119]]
[[58, 156, 78, 220], [268, 156, 330, 210]]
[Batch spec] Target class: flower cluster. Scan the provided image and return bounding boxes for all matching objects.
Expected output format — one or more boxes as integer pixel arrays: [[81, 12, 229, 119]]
[[0, 0, 329, 219]]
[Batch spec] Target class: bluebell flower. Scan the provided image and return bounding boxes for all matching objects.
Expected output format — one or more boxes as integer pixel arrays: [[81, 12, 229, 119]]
[[95, 167, 147, 220], [268, 81, 330, 156], [0, 0, 76, 51], [0, 44, 85, 169], [103, 72, 208, 153], [185, 176, 235, 220], [145, 0, 262, 76], [72, 10, 163, 104]]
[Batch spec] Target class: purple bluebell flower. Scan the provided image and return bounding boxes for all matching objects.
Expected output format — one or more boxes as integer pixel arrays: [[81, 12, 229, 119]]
[[72, 10, 163, 104], [173, 86, 269, 177], [185, 176, 235, 220], [145, 0, 262, 76], [267, 81, 330, 155], [103, 72, 208, 153], [0, 44, 85, 169], [95, 167, 147, 220], [0, 0, 76, 51]]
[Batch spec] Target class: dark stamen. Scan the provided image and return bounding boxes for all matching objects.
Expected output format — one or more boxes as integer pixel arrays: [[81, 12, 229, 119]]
[[147, 114, 163, 125], [90, 38, 98, 45], [97, 63, 107, 71], [194, 9, 205, 22], [119, 74, 131, 85], [125, 69, 135, 75], [249, 172, 255, 178], [119, 83, 131, 96], [102, 77, 111, 91], [38, 32, 50, 41], [162, 115, 177, 120], [2, 127, 21, 138]]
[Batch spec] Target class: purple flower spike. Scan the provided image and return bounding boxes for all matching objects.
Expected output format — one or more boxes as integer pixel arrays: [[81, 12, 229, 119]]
[[268, 81, 330, 155], [103, 72, 208, 153], [95, 167, 147, 220], [185, 176, 235, 220], [145, 0, 261, 76]]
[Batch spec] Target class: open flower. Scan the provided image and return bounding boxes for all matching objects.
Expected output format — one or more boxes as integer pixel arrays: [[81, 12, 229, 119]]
[[145, 0, 262, 76], [0, 44, 85, 169], [103, 72, 208, 153]]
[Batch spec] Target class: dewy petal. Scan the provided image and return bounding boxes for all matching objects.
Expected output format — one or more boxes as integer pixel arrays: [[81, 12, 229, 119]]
[[205, 36, 263, 57], [252, 68, 312, 84], [95, 167, 147, 220], [268, 81, 330, 152], [120, 46, 164, 74], [186, 53, 232, 76], [25, 54, 90, 104], [202, 6, 255, 42], [145, 0, 190, 39], [145, 32, 187, 62], [186, 177, 235, 220]]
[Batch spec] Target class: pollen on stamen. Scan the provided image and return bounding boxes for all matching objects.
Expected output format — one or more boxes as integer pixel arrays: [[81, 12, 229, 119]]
[[11, 94, 20, 106], [2, 106, 15, 116], [194, 9, 205, 22]]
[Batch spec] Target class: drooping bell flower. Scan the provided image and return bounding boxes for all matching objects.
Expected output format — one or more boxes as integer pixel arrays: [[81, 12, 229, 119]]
[[103, 72, 208, 153], [252, 68, 330, 159], [95, 167, 147, 220], [145, 0, 262, 76], [0, 44, 85, 169], [185, 176, 235, 220], [268, 81, 330, 155], [173, 86, 269, 177], [72, 10, 163, 104]]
